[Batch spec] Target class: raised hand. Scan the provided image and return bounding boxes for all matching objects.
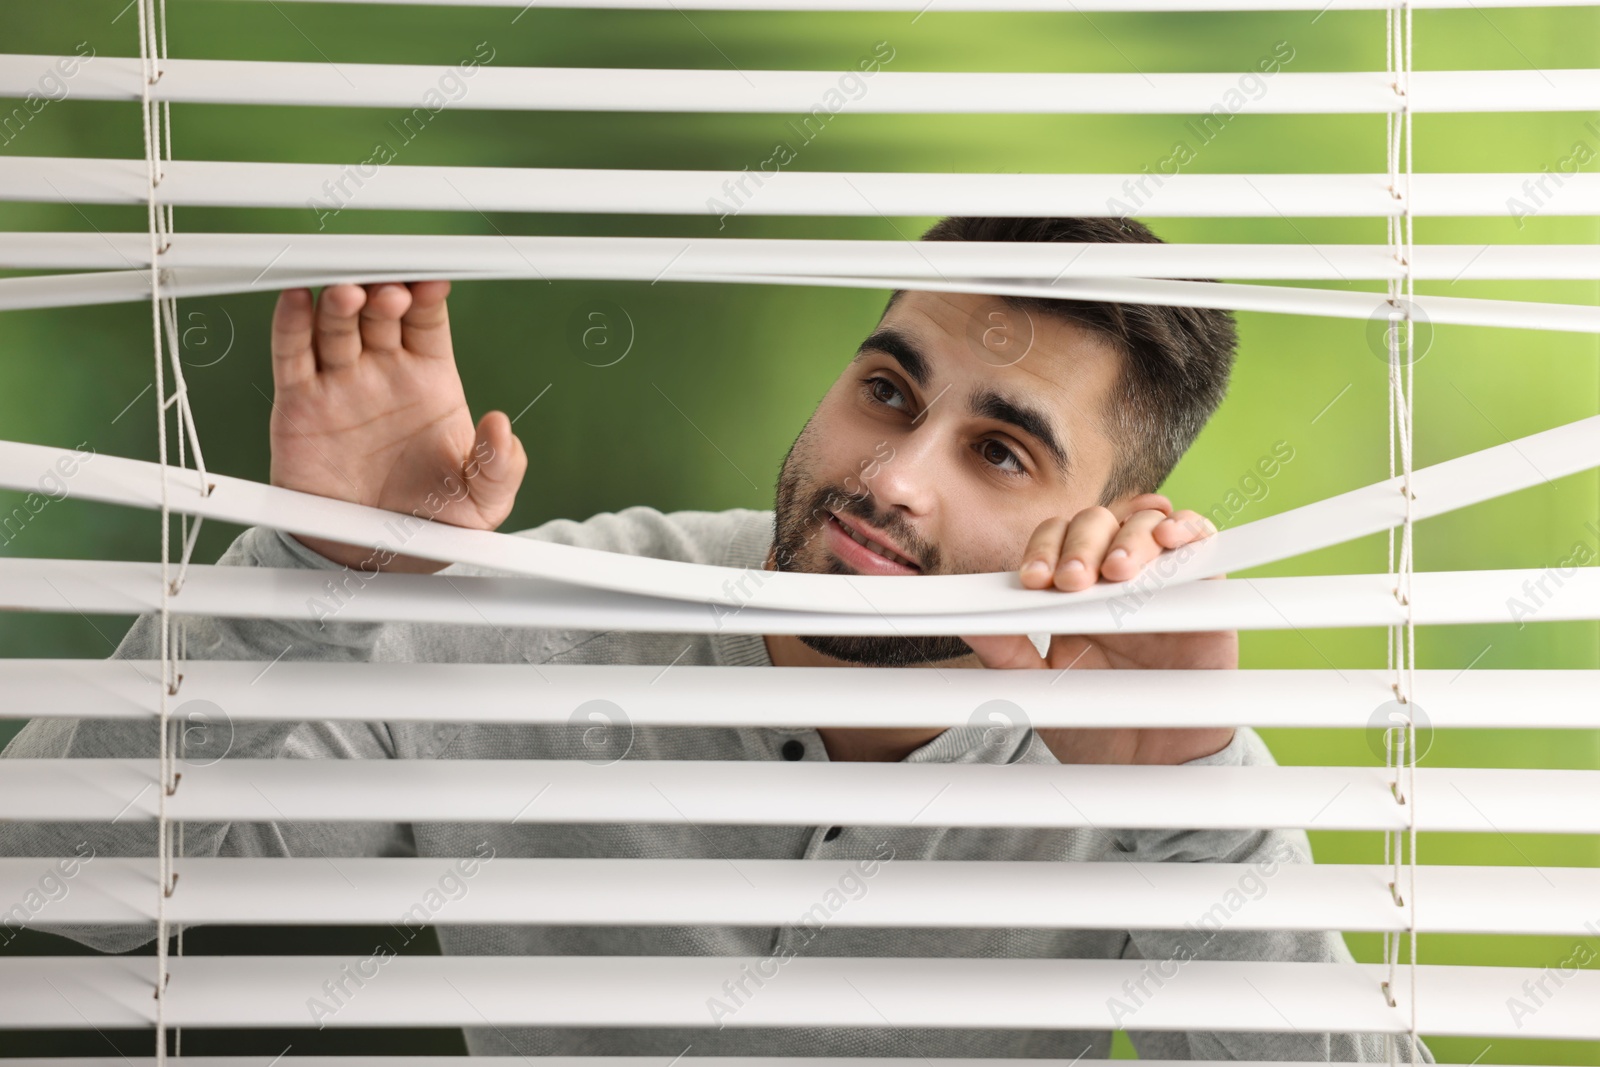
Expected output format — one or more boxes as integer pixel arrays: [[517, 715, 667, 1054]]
[[268, 281, 528, 573]]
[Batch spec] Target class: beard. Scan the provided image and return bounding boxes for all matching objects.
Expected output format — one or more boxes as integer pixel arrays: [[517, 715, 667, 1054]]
[[769, 429, 975, 668]]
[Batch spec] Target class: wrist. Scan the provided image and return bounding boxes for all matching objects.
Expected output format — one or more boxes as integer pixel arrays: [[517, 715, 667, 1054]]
[[288, 532, 449, 574]]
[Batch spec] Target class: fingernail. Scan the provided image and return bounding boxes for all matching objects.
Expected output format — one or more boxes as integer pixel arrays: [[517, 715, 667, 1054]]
[[1063, 559, 1085, 572], [1107, 548, 1128, 560], [1022, 560, 1050, 578]]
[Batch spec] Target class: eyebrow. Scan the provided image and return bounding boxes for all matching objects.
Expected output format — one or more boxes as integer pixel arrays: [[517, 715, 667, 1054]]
[[855, 327, 1073, 481], [966, 386, 1073, 480], [857, 327, 931, 388]]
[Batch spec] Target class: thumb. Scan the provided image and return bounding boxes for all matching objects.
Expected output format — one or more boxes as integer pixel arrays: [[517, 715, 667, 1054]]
[[959, 632, 1047, 670], [464, 410, 527, 527]]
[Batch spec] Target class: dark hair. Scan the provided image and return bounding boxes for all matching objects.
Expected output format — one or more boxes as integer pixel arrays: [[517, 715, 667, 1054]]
[[883, 216, 1237, 506]]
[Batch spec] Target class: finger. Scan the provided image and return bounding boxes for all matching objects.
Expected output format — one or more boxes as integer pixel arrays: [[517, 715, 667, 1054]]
[[958, 632, 1046, 670], [1101, 508, 1172, 582], [1054, 506, 1121, 591], [1154, 509, 1217, 550], [270, 288, 316, 390], [400, 280, 453, 360], [464, 410, 528, 527], [1043, 632, 1097, 672], [1018, 515, 1069, 588], [1113, 492, 1171, 522], [357, 283, 413, 355], [312, 284, 368, 371]]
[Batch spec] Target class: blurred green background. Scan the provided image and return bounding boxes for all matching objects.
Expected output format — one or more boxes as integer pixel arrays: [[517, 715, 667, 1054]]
[[1, 0, 1596, 1060]]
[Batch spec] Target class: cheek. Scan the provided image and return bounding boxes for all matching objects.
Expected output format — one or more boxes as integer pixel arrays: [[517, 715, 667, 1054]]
[[811, 401, 891, 475], [940, 497, 1038, 573]]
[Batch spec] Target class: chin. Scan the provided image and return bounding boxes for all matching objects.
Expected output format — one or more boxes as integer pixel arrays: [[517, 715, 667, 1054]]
[[795, 631, 975, 667], [771, 540, 972, 666], [771, 476, 968, 667]]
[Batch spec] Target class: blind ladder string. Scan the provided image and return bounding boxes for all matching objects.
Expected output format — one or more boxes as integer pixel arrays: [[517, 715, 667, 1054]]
[[1382, 0, 1398, 1050], [1380, 3, 1420, 1061], [136, 1, 206, 1062], [151, 0, 210, 595], [152, 4, 192, 1061], [135, 0, 172, 1060], [1402, 2, 1419, 1057]]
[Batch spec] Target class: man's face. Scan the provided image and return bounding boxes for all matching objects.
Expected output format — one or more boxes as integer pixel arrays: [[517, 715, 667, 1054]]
[[771, 290, 1127, 666]]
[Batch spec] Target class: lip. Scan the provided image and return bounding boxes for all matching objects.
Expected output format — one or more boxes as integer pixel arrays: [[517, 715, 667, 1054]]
[[824, 510, 921, 575]]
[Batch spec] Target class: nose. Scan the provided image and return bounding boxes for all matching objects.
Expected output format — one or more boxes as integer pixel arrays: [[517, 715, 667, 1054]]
[[854, 425, 944, 520]]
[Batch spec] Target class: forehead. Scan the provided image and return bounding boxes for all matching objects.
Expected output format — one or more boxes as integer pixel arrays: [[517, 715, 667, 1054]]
[[868, 290, 1122, 437]]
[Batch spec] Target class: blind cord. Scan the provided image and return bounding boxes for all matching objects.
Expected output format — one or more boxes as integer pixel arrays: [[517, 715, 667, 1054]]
[[1382, 4, 1419, 1062], [138, 1, 200, 1061]]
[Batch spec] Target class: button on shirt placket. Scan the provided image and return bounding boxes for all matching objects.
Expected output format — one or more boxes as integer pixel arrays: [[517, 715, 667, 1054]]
[[766, 731, 845, 959]]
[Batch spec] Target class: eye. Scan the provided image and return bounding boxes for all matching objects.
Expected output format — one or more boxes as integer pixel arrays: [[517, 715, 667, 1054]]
[[976, 439, 1026, 477], [859, 375, 909, 411]]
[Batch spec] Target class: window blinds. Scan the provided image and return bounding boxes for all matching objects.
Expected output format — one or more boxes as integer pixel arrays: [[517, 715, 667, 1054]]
[[0, 0, 1597, 1059]]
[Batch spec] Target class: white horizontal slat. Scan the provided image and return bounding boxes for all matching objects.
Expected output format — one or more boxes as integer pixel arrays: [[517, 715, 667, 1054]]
[[740, 270, 1600, 333], [11, 856, 1600, 935], [6, 56, 1599, 113], [1, 1061, 1529, 1067], [8, 266, 1595, 337], [218, 0, 1600, 10], [4, 157, 1597, 217], [2, 955, 1596, 1037], [1, 556, 1595, 633], [1, 416, 1594, 615], [5, 759, 1598, 832], [7, 264, 1596, 335], [0, 1062, 1540, 1067], [6, 232, 1600, 280], [5, 661, 1599, 729]]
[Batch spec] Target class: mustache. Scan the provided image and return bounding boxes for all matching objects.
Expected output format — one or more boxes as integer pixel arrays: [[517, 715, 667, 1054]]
[[810, 490, 932, 571]]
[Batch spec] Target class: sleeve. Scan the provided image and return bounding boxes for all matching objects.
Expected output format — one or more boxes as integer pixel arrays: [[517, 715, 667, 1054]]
[[0, 506, 758, 955], [0, 523, 411, 955], [1116, 728, 1436, 1063], [353, 505, 767, 666]]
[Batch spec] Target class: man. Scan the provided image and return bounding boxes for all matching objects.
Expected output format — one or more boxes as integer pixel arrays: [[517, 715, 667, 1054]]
[[2, 216, 1430, 1060]]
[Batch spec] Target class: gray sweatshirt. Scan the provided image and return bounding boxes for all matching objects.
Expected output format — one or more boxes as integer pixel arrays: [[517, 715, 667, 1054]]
[[1, 505, 1432, 1062]]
